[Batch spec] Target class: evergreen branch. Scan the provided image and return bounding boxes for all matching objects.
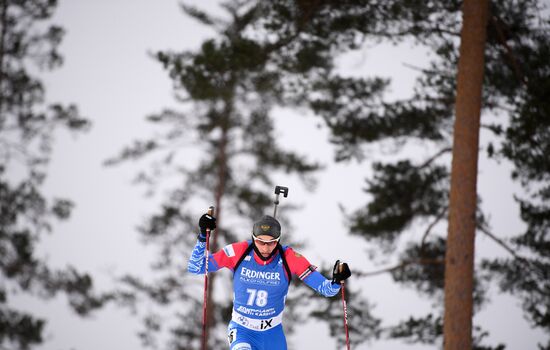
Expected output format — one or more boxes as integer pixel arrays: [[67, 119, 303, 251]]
[[481, 102, 516, 114], [0, 138, 33, 162], [356, 258, 444, 278], [103, 136, 193, 167], [362, 25, 460, 39], [490, 14, 529, 86], [261, 1, 322, 57], [263, 26, 302, 56], [180, 3, 226, 30], [480, 123, 504, 135]]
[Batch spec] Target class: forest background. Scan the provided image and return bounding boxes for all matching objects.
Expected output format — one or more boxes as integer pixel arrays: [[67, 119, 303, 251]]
[[3, 0, 549, 349]]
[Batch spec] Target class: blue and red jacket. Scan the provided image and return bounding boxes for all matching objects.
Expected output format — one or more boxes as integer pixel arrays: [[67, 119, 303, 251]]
[[188, 239, 340, 324]]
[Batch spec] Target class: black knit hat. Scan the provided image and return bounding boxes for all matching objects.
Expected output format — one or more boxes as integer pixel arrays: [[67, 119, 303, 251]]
[[252, 215, 281, 239]]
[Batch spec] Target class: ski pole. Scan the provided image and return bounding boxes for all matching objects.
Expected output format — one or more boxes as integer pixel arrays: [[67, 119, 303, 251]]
[[201, 206, 214, 350], [338, 261, 351, 350], [273, 186, 289, 218]]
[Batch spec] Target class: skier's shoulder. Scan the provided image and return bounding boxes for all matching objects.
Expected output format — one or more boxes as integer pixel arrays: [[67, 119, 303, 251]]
[[282, 246, 311, 272], [221, 240, 251, 258], [282, 245, 304, 259]]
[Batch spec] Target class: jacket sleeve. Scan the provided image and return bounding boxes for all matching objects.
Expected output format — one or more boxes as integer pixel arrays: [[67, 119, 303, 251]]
[[187, 240, 250, 274], [187, 240, 220, 274], [284, 247, 341, 297], [302, 270, 341, 297]]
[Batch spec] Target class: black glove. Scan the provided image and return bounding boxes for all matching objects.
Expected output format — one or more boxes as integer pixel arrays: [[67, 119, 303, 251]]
[[332, 260, 351, 284], [198, 213, 216, 241]]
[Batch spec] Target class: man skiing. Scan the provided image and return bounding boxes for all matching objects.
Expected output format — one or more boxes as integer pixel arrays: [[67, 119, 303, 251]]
[[188, 213, 352, 350]]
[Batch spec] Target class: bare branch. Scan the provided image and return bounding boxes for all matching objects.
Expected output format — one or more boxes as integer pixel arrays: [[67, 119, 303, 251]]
[[421, 206, 448, 251], [417, 147, 452, 169], [478, 225, 528, 263], [478, 225, 546, 279], [402, 62, 441, 75]]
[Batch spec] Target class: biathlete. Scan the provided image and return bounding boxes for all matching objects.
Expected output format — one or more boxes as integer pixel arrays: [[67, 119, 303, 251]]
[[187, 213, 351, 350]]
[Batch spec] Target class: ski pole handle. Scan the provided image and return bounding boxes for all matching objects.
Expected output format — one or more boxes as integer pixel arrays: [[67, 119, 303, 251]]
[[204, 206, 215, 272], [273, 186, 289, 218]]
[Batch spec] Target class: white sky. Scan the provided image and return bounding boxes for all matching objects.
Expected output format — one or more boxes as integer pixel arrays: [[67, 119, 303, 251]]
[[10, 0, 548, 349]]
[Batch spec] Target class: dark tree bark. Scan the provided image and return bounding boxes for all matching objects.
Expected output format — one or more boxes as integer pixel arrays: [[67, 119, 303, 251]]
[[0, 0, 7, 115]]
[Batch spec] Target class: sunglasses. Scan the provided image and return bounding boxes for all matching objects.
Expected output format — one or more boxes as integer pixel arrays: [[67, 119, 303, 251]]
[[253, 237, 280, 247]]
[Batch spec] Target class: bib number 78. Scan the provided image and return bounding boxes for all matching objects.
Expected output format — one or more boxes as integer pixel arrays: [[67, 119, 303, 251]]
[[246, 288, 268, 307]]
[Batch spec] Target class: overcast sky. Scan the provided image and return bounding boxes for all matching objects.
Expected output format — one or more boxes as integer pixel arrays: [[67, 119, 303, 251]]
[[11, 0, 548, 349]]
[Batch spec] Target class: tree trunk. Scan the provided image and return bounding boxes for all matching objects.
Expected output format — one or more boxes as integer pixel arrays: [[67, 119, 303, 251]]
[[204, 102, 231, 349], [443, 0, 489, 349], [0, 0, 8, 116]]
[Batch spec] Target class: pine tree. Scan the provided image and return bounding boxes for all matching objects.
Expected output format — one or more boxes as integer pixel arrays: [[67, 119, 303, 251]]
[[252, 0, 550, 348], [0, 0, 110, 348], [104, 2, 348, 348]]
